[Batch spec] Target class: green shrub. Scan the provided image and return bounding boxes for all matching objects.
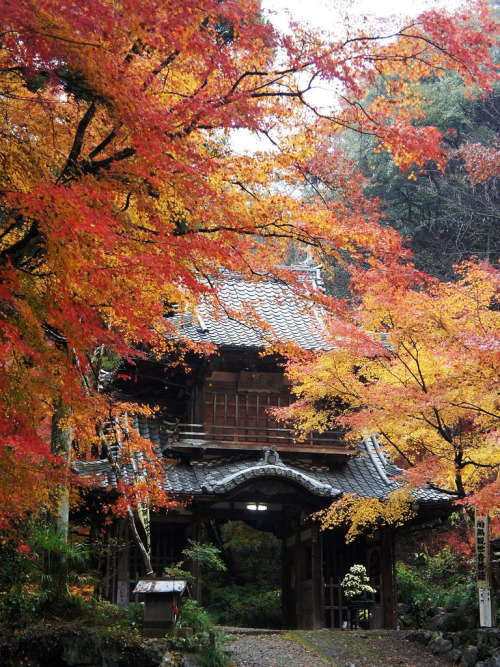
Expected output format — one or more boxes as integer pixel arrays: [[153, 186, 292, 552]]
[[436, 575, 473, 610], [207, 584, 281, 628], [178, 600, 231, 667], [31, 522, 92, 599], [198, 640, 232, 667], [420, 546, 470, 589], [180, 598, 213, 633], [202, 521, 282, 628], [396, 562, 433, 627], [220, 522, 280, 588], [182, 540, 227, 573], [396, 548, 477, 629], [90, 600, 144, 631]]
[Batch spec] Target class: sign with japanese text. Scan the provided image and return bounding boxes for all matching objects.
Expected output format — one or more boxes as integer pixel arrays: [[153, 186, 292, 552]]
[[478, 586, 494, 628], [475, 513, 495, 628], [475, 514, 490, 587]]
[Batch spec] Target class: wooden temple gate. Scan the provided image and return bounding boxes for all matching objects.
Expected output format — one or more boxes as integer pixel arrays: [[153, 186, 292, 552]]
[[111, 504, 395, 630], [82, 269, 442, 630]]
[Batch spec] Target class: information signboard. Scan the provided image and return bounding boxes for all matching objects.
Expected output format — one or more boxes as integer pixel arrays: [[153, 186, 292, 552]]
[[475, 513, 496, 628]]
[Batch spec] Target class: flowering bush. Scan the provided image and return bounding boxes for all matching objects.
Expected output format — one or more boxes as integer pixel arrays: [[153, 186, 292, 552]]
[[341, 565, 376, 600]]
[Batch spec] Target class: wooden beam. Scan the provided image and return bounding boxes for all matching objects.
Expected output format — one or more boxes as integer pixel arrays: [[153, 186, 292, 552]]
[[166, 438, 350, 456]]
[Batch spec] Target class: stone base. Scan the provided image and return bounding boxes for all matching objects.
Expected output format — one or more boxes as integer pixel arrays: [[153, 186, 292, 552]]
[[168, 627, 194, 639]]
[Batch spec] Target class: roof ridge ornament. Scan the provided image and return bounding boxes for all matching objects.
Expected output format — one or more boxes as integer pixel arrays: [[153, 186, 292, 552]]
[[261, 445, 282, 466]]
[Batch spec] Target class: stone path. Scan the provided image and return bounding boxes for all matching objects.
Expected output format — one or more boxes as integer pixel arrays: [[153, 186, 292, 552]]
[[224, 629, 451, 667], [225, 630, 329, 667]]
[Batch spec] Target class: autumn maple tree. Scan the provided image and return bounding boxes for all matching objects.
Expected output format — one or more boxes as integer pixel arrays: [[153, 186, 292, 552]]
[[0, 0, 498, 561], [281, 260, 500, 539]]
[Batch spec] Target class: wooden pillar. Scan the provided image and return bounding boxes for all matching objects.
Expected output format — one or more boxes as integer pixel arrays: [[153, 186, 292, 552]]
[[311, 524, 324, 629], [295, 527, 306, 628], [281, 535, 296, 629], [116, 519, 130, 607], [380, 527, 396, 629], [190, 514, 203, 605]]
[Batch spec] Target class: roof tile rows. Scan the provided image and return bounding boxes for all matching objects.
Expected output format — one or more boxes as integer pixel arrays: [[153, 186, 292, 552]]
[[172, 275, 326, 350], [73, 444, 449, 505]]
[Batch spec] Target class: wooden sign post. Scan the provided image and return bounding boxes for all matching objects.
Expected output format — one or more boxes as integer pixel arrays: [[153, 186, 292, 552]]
[[475, 513, 496, 628]]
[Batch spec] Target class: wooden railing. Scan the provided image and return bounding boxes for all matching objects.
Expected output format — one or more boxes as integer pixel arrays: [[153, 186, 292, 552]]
[[163, 421, 344, 449]]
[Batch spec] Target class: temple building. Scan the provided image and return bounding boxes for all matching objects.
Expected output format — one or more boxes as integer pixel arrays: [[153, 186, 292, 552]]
[[75, 265, 449, 630]]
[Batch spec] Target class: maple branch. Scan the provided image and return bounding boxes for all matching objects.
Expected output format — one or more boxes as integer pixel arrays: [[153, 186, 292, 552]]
[[433, 408, 453, 443], [73, 348, 91, 395], [57, 100, 97, 184], [232, 181, 260, 200], [166, 67, 316, 139], [245, 71, 304, 96], [327, 377, 361, 402], [171, 220, 322, 245], [341, 25, 426, 49], [151, 49, 180, 78], [295, 96, 376, 136], [337, 94, 381, 129], [85, 353, 101, 390], [0, 219, 45, 269], [392, 347, 425, 389], [413, 408, 454, 447], [450, 402, 500, 420], [380, 431, 414, 466], [427, 482, 461, 497], [125, 504, 155, 576], [122, 192, 132, 212], [99, 421, 155, 576], [397, 25, 481, 84], [461, 459, 500, 469], [0, 65, 25, 77], [37, 32, 103, 48], [83, 147, 136, 175], [0, 214, 23, 242], [250, 88, 308, 99], [227, 67, 307, 97], [260, 129, 280, 149], [454, 445, 467, 497], [88, 128, 118, 160], [301, 172, 329, 206], [409, 339, 429, 393]]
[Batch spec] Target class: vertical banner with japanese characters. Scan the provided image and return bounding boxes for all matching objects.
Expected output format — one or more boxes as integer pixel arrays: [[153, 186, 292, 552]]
[[475, 513, 495, 627], [137, 498, 151, 558]]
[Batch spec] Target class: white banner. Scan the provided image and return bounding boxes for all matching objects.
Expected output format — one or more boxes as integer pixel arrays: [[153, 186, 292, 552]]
[[137, 498, 151, 557]]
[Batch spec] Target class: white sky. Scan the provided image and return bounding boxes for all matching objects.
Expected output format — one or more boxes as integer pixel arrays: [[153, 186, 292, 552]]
[[263, 0, 463, 32], [231, 0, 465, 153]]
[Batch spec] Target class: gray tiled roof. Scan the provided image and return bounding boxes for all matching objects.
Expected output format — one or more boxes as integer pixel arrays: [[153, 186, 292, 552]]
[[73, 443, 449, 505], [172, 271, 326, 351], [133, 415, 170, 450]]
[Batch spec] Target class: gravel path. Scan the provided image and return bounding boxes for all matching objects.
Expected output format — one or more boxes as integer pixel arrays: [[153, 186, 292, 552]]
[[226, 630, 329, 666], [224, 629, 451, 667]]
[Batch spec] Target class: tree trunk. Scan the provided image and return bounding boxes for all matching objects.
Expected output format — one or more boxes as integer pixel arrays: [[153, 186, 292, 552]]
[[126, 505, 155, 576], [49, 401, 73, 597], [51, 402, 72, 540], [99, 422, 155, 577]]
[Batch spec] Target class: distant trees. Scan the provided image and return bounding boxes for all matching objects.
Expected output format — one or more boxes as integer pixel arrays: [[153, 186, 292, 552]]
[[349, 71, 500, 278]]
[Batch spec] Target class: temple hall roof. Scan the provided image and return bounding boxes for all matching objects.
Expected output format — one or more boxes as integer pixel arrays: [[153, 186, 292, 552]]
[[172, 266, 326, 351]]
